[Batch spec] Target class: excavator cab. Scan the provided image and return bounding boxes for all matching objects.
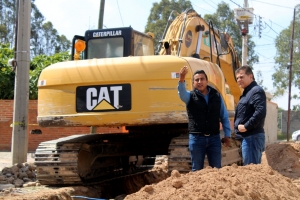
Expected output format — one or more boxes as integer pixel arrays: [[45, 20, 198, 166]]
[[71, 27, 154, 60]]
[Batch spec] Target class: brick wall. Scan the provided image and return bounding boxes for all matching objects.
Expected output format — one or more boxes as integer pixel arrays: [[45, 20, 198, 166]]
[[0, 100, 122, 151]]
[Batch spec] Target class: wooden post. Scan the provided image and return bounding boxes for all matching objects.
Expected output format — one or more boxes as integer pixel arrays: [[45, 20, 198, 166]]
[[287, 8, 295, 142]]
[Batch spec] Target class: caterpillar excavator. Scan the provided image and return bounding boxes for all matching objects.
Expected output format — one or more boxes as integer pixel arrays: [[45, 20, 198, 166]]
[[34, 9, 243, 185]]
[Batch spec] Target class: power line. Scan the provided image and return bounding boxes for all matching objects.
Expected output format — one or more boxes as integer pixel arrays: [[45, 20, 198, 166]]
[[256, 43, 274, 46], [256, 52, 274, 60], [192, 3, 214, 13], [207, 0, 219, 6], [265, 22, 279, 35], [116, 0, 124, 26], [251, 0, 294, 9], [262, 34, 277, 40], [267, 19, 286, 29], [254, 36, 274, 42], [256, 62, 276, 64], [202, 0, 217, 10]]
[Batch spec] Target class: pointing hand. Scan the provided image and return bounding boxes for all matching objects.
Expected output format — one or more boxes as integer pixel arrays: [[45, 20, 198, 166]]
[[179, 66, 188, 82]]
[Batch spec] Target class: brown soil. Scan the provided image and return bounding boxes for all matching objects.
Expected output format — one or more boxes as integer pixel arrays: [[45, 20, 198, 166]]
[[1, 142, 300, 200], [125, 142, 300, 200]]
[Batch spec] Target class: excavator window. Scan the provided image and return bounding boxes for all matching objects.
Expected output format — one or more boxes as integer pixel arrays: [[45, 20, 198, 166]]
[[133, 31, 154, 56], [87, 37, 124, 59]]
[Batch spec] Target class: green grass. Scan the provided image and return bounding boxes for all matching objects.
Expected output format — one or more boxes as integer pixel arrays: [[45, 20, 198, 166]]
[[277, 133, 292, 141]]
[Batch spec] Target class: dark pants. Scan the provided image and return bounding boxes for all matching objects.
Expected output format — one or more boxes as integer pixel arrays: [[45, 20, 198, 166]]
[[189, 134, 221, 171]]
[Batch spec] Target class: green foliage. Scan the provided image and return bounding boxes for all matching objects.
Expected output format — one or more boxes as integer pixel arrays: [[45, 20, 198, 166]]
[[1, 0, 71, 57], [29, 52, 70, 99], [0, 0, 72, 99], [272, 4, 300, 110], [0, 43, 15, 99], [256, 70, 268, 91], [0, 43, 70, 99], [145, 0, 193, 50], [203, 2, 259, 67], [277, 133, 292, 141], [0, 0, 16, 44], [0, 24, 8, 40]]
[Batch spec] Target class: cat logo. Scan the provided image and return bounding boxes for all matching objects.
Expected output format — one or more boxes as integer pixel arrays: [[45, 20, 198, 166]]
[[76, 84, 131, 112]]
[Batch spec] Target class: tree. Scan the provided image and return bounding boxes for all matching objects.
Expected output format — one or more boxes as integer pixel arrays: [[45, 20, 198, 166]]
[[55, 35, 71, 54], [0, 0, 71, 57], [0, 43, 70, 99], [30, 4, 71, 57], [42, 22, 59, 55], [203, 2, 259, 67], [29, 51, 70, 99], [0, 43, 15, 99], [30, 1, 46, 56], [0, 0, 17, 45], [145, 0, 193, 50], [256, 70, 268, 91], [272, 5, 300, 110]]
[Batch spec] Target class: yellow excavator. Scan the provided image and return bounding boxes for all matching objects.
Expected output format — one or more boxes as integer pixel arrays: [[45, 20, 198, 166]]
[[35, 9, 242, 185]]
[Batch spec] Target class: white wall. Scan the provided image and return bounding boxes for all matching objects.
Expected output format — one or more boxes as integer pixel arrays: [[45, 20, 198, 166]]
[[264, 100, 278, 144]]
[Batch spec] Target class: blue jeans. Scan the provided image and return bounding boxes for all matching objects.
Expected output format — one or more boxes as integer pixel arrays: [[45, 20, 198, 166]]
[[241, 133, 265, 165], [189, 134, 221, 171]]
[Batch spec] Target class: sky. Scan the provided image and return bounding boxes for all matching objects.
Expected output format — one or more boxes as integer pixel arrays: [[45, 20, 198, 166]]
[[34, 0, 300, 110]]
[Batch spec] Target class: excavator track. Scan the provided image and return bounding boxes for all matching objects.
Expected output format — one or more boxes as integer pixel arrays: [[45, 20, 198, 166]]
[[168, 134, 191, 172], [35, 127, 242, 185], [34, 130, 176, 186], [168, 134, 243, 173], [35, 135, 83, 185]]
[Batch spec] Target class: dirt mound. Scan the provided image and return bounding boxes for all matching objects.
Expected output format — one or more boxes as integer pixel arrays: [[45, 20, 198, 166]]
[[125, 164, 300, 200], [125, 142, 300, 200], [2, 142, 300, 200], [262, 142, 300, 179]]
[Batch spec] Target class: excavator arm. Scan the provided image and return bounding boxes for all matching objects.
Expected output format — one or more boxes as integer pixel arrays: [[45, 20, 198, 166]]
[[158, 9, 241, 106]]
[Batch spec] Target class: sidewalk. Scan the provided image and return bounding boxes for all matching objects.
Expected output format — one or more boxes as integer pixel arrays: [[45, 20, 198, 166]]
[[0, 151, 35, 170]]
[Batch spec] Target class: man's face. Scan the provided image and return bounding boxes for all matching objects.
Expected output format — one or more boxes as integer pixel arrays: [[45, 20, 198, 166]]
[[193, 73, 208, 93], [236, 70, 253, 89]]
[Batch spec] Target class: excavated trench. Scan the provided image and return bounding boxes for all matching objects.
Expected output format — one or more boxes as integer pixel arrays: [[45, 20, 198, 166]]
[[0, 156, 170, 200], [92, 167, 169, 199]]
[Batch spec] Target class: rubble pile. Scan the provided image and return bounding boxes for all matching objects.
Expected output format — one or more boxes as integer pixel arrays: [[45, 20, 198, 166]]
[[0, 162, 39, 193]]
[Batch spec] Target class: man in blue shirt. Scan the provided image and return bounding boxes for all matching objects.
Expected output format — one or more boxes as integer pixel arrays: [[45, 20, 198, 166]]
[[178, 66, 231, 171], [234, 66, 266, 165]]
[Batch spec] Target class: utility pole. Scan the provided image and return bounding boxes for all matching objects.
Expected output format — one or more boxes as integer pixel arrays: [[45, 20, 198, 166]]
[[287, 8, 295, 142], [234, 0, 253, 66], [98, 0, 105, 29], [242, 0, 249, 66], [242, 29, 248, 66], [90, 0, 105, 134], [11, 0, 31, 165]]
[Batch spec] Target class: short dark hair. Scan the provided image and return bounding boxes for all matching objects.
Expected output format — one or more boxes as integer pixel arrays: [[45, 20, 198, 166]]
[[235, 66, 255, 80], [193, 70, 208, 81]]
